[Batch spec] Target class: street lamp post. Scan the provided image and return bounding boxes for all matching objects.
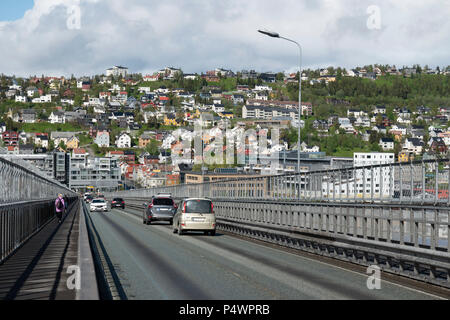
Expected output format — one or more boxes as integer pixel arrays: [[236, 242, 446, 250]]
[[258, 29, 303, 194]]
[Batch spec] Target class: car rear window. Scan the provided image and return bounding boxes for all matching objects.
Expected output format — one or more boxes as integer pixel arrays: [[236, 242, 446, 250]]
[[153, 198, 174, 206], [185, 200, 213, 214], [113, 198, 123, 201]]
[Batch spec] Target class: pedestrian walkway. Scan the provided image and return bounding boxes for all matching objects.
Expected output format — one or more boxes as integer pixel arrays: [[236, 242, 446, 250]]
[[0, 201, 80, 300]]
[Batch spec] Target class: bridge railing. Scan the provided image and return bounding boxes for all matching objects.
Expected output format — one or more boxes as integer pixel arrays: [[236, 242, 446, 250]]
[[112, 159, 450, 205], [0, 158, 78, 264], [0, 158, 76, 204]]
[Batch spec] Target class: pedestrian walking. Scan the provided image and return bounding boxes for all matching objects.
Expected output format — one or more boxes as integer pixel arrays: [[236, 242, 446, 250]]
[[55, 193, 65, 223]]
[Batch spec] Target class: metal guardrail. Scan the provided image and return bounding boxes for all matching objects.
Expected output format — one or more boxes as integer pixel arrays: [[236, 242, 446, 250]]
[[0, 157, 78, 264], [0, 157, 76, 204], [0, 197, 78, 265], [111, 159, 450, 206]]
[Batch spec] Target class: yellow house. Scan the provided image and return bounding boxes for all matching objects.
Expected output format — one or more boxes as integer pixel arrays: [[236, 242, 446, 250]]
[[398, 151, 414, 163], [218, 111, 234, 119], [66, 136, 80, 150], [164, 114, 181, 127]]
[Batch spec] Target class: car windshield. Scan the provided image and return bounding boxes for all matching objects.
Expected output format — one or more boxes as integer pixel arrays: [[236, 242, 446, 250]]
[[185, 200, 213, 214], [153, 198, 174, 206], [92, 200, 105, 204], [113, 198, 123, 202]]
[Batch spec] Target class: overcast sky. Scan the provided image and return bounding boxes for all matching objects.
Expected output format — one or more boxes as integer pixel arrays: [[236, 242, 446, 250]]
[[0, 0, 449, 77]]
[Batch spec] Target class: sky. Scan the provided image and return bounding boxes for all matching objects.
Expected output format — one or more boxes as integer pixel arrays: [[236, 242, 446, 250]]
[[0, 0, 449, 77]]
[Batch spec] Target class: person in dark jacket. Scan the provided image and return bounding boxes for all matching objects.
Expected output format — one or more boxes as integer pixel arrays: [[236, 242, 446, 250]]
[[55, 194, 65, 223]]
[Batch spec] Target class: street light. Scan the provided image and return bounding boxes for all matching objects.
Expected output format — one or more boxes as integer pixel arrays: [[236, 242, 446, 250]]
[[258, 29, 303, 194]]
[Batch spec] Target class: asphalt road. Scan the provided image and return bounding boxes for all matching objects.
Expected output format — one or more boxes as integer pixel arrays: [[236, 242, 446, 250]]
[[88, 205, 444, 300]]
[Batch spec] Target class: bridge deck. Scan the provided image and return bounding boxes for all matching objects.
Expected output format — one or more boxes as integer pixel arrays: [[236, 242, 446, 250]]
[[0, 201, 80, 300]]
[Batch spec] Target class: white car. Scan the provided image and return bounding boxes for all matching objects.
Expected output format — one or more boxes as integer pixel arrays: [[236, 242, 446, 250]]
[[90, 199, 109, 212]]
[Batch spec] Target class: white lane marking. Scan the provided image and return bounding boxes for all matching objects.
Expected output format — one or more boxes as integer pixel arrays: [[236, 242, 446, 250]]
[[113, 208, 447, 300]]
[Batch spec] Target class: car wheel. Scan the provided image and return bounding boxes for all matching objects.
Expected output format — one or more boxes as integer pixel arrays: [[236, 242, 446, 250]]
[[147, 220, 152, 225], [210, 230, 216, 236], [204, 231, 209, 236], [143, 219, 146, 224]]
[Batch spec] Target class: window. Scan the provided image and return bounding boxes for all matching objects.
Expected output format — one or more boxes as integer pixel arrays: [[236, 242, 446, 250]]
[[153, 198, 174, 206], [184, 200, 213, 214]]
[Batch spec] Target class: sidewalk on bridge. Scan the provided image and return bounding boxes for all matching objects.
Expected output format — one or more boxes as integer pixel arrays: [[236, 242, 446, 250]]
[[0, 200, 80, 300]]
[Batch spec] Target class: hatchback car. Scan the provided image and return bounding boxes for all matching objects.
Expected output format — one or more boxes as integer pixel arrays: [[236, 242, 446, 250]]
[[111, 198, 125, 209], [90, 199, 109, 212], [143, 195, 177, 225], [173, 198, 216, 236]]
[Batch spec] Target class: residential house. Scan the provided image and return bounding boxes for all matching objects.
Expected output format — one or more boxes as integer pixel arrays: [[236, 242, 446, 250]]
[[26, 87, 39, 97], [164, 114, 182, 127], [354, 116, 371, 127], [312, 120, 329, 132], [429, 137, 448, 154], [373, 106, 386, 115], [232, 94, 245, 105], [66, 136, 80, 150], [124, 150, 136, 163], [372, 125, 387, 134], [1, 131, 19, 146], [403, 138, 423, 155], [51, 132, 78, 148], [15, 95, 28, 103], [21, 109, 37, 123], [379, 138, 394, 151], [95, 131, 110, 148], [139, 134, 152, 148], [34, 134, 49, 149], [398, 151, 415, 163], [116, 132, 131, 148], [49, 111, 66, 124]]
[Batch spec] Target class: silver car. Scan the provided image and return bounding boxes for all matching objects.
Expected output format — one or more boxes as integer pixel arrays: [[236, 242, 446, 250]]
[[173, 198, 216, 236], [143, 195, 177, 225]]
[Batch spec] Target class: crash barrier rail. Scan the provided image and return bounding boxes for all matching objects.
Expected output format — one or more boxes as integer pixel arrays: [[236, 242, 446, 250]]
[[0, 196, 78, 265], [0, 157, 76, 204], [112, 159, 450, 206]]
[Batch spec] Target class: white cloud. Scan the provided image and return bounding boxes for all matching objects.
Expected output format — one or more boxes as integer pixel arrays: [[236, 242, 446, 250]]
[[0, 0, 449, 77]]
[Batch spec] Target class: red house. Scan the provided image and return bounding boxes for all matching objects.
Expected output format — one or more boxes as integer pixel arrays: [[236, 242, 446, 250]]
[[1, 131, 19, 146]]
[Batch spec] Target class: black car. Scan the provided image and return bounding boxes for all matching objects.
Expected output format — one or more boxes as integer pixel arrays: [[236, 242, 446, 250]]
[[111, 198, 125, 209], [143, 194, 177, 225]]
